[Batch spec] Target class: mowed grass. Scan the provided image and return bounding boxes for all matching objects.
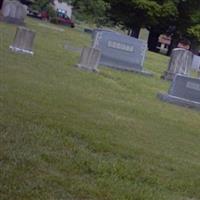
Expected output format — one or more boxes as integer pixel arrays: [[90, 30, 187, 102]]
[[0, 18, 200, 200]]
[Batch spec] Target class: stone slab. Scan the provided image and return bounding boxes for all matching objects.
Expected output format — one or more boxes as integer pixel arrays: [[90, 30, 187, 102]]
[[192, 55, 200, 71], [77, 47, 101, 72], [161, 48, 193, 80], [157, 92, 200, 111], [92, 30, 152, 76], [158, 74, 200, 110], [1, 0, 27, 25], [10, 26, 36, 55]]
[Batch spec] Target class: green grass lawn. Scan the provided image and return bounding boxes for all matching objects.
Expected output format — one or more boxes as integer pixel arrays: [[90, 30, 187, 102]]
[[0, 18, 200, 200]]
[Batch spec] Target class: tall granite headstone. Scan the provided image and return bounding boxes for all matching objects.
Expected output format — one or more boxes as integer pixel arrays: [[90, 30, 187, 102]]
[[158, 74, 200, 110], [1, 0, 27, 25], [161, 48, 193, 80], [92, 30, 152, 76], [10, 26, 36, 55]]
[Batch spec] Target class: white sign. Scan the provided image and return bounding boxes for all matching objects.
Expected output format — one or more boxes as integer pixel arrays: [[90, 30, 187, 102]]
[[108, 40, 134, 52]]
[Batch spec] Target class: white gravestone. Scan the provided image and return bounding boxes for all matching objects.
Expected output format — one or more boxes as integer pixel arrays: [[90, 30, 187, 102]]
[[10, 26, 36, 55], [161, 48, 193, 80], [77, 47, 101, 72], [192, 55, 200, 78]]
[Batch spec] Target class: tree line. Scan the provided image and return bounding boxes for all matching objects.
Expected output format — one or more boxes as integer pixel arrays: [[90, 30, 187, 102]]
[[25, 0, 200, 53]]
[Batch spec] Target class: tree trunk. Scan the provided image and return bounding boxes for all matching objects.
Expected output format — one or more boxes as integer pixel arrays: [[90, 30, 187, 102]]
[[167, 36, 179, 56], [130, 26, 140, 38], [147, 28, 160, 52], [0, 0, 4, 10]]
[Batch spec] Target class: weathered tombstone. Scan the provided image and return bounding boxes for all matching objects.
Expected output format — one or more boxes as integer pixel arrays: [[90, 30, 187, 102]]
[[139, 28, 149, 42], [92, 28, 114, 40], [92, 30, 152, 76], [77, 47, 101, 72], [158, 74, 200, 110], [1, 0, 27, 25], [10, 26, 36, 55], [161, 48, 193, 80], [192, 55, 200, 78]]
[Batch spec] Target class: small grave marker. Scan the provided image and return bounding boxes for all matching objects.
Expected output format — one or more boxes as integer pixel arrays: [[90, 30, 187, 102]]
[[192, 55, 200, 78], [10, 26, 36, 55], [77, 47, 101, 72]]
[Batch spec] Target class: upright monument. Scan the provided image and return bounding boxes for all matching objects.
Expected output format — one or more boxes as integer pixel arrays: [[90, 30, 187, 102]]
[[1, 0, 27, 25], [161, 48, 193, 80]]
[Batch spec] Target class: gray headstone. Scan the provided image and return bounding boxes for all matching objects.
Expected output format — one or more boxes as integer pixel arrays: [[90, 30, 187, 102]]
[[1, 0, 27, 25], [138, 28, 149, 42], [77, 47, 101, 72], [192, 55, 200, 71], [162, 48, 193, 80], [92, 28, 114, 40], [158, 74, 200, 110], [10, 26, 36, 55], [92, 30, 152, 75]]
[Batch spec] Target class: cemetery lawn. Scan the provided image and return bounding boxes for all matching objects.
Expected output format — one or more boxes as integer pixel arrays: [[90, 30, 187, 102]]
[[1, 18, 200, 200]]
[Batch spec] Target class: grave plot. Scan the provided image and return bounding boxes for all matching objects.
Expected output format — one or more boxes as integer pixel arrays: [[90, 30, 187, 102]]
[[0, 25, 70, 75], [158, 74, 200, 111], [92, 30, 153, 76]]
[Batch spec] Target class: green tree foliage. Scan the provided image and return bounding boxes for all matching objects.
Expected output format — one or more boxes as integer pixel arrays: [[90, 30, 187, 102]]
[[188, 25, 200, 41], [29, 0, 56, 18], [67, 0, 109, 25], [175, 0, 200, 40], [106, 0, 178, 37], [31, 0, 50, 11]]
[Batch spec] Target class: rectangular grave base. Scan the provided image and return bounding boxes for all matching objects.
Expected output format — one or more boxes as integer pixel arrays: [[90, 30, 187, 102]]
[[157, 92, 200, 111], [9, 46, 34, 55], [76, 64, 99, 72], [100, 65, 153, 77]]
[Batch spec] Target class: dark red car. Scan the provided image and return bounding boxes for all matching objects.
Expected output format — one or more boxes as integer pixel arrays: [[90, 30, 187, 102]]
[[50, 9, 75, 28], [27, 8, 75, 28]]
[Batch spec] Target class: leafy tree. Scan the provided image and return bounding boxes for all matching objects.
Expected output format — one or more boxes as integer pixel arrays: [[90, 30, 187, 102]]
[[188, 25, 200, 42], [66, 0, 109, 25], [106, 0, 178, 38], [106, 0, 200, 52]]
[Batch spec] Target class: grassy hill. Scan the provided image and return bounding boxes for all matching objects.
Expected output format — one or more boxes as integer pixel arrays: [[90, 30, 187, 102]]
[[0, 18, 200, 200]]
